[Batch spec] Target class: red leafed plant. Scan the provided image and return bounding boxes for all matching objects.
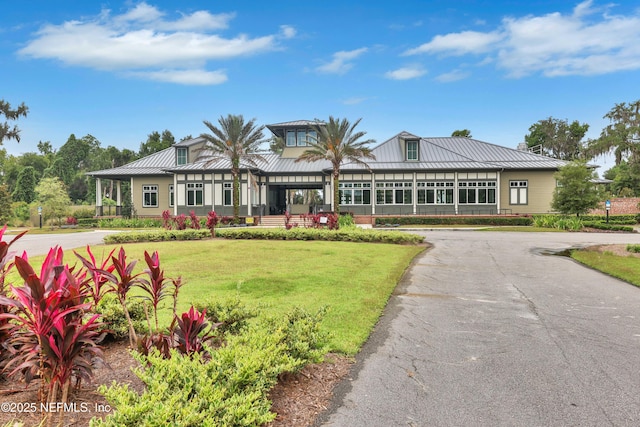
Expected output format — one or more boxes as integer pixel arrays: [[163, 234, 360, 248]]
[[97, 247, 142, 346], [189, 210, 201, 229], [174, 214, 187, 230], [74, 245, 116, 305], [172, 306, 219, 356], [0, 247, 105, 409], [206, 211, 219, 237], [161, 209, 172, 230]]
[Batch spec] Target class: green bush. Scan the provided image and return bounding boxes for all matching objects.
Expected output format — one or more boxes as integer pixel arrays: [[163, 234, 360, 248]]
[[194, 297, 259, 335], [98, 217, 163, 228], [103, 227, 424, 245], [95, 294, 148, 340], [627, 244, 640, 253], [11, 201, 31, 222], [91, 307, 326, 427], [73, 207, 97, 219], [77, 217, 99, 227], [582, 221, 635, 232], [583, 214, 638, 224], [375, 216, 534, 226]]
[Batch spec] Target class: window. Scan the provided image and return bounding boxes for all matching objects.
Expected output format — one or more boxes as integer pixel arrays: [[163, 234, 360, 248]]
[[187, 182, 203, 206], [223, 182, 233, 206], [406, 140, 418, 161], [176, 148, 188, 165], [285, 129, 317, 147], [142, 185, 158, 207], [169, 184, 174, 207], [339, 182, 371, 205], [286, 130, 296, 147], [510, 180, 528, 205], [458, 181, 496, 204], [417, 182, 454, 204], [376, 182, 412, 204]]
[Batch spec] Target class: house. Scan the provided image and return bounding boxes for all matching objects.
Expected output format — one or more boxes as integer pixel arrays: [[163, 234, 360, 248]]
[[87, 120, 568, 219]]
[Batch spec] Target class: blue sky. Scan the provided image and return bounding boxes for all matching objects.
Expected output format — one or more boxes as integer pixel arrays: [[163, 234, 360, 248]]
[[2, 0, 639, 175]]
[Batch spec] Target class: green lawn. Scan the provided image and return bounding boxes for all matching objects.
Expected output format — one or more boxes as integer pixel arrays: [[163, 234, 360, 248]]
[[571, 250, 640, 287], [33, 240, 424, 355]]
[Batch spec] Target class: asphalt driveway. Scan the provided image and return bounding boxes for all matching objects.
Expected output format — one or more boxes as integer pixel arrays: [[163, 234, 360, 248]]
[[6, 230, 119, 257], [321, 230, 640, 427]]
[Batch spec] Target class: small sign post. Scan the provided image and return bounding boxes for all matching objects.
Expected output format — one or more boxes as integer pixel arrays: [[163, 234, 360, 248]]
[[605, 200, 611, 223], [38, 206, 42, 229]]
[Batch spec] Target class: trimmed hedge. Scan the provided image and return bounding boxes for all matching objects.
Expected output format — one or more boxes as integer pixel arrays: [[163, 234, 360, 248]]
[[582, 214, 638, 224], [103, 227, 425, 245], [582, 221, 635, 232], [374, 216, 534, 226]]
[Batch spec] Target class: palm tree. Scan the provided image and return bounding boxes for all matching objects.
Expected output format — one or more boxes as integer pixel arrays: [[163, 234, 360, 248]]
[[199, 115, 265, 221], [295, 117, 375, 214]]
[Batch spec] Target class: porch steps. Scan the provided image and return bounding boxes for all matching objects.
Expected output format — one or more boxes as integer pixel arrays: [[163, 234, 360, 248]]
[[257, 215, 286, 228]]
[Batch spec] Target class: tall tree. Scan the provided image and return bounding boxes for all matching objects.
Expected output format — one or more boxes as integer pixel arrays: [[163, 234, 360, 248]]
[[587, 100, 640, 165], [139, 130, 175, 157], [602, 161, 640, 197], [525, 117, 589, 160], [295, 117, 375, 214], [0, 100, 28, 143], [451, 129, 472, 138], [0, 185, 12, 225], [12, 166, 38, 203], [552, 161, 600, 216], [199, 115, 266, 220], [35, 177, 72, 226]]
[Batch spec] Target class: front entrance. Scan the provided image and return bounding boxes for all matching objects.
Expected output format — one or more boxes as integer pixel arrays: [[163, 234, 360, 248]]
[[268, 185, 326, 215]]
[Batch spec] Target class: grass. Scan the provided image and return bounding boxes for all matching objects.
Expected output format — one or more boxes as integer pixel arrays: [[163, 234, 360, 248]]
[[570, 250, 640, 287], [14, 239, 424, 355]]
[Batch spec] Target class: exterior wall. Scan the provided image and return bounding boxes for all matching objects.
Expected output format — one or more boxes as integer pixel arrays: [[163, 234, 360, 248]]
[[500, 170, 557, 214], [281, 146, 311, 159], [131, 175, 174, 217]]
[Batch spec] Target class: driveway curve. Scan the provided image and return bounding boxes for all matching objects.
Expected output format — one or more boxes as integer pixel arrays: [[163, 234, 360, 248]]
[[321, 230, 640, 427], [6, 230, 120, 257]]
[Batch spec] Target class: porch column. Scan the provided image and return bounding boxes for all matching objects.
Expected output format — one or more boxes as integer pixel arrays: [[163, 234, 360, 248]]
[[95, 178, 103, 216], [454, 172, 459, 215], [496, 170, 501, 214], [412, 172, 417, 214], [116, 180, 122, 216], [330, 174, 335, 212]]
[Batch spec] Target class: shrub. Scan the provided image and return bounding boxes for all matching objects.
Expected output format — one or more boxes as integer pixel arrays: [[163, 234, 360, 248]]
[[95, 293, 148, 341], [11, 201, 31, 222], [627, 244, 640, 253], [194, 297, 259, 336], [92, 307, 326, 427], [375, 215, 534, 227], [73, 207, 97, 220]]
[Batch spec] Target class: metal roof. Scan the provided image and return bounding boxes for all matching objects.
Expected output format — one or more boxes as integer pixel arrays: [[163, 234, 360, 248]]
[[87, 128, 568, 179]]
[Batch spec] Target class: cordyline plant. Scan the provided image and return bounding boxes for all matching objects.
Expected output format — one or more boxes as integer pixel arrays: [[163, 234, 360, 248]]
[[161, 209, 172, 230], [189, 210, 201, 230], [0, 226, 28, 375], [0, 246, 105, 409], [97, 247, 142, 346], [74, 246, 116, 305], [206, 211, 219, 237]]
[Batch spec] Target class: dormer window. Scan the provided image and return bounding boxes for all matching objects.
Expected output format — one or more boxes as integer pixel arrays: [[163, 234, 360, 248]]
[[177, 147, 188, 165], [286, 129, 317, 147], [406, 140, 418, 161]]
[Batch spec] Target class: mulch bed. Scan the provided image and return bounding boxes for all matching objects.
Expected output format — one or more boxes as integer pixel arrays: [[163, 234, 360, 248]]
[[0, 340, 353, 427]]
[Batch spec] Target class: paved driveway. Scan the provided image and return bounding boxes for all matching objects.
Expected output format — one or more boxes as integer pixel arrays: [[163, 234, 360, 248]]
[[6, 230, 119, 257], [321, 230, 640, 427]]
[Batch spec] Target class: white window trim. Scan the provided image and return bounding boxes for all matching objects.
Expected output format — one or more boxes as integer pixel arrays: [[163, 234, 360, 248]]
[[142, 184, 158, 208]]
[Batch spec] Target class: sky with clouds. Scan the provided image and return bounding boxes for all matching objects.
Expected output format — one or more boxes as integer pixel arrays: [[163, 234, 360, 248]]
[[2, 0, 639, 174]]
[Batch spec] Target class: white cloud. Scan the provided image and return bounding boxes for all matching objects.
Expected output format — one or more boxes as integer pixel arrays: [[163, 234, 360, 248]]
[[128, 69, 228, 85], [403, 1, 640, 78], [385, 65, 427, 80], [280, 25, 296, 39], [316, 48, 368, 74], [435, 70, 470, 82], [404, 31, 503, 56], [342, 97, 370, 105], [18, 3, 289, 85]]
